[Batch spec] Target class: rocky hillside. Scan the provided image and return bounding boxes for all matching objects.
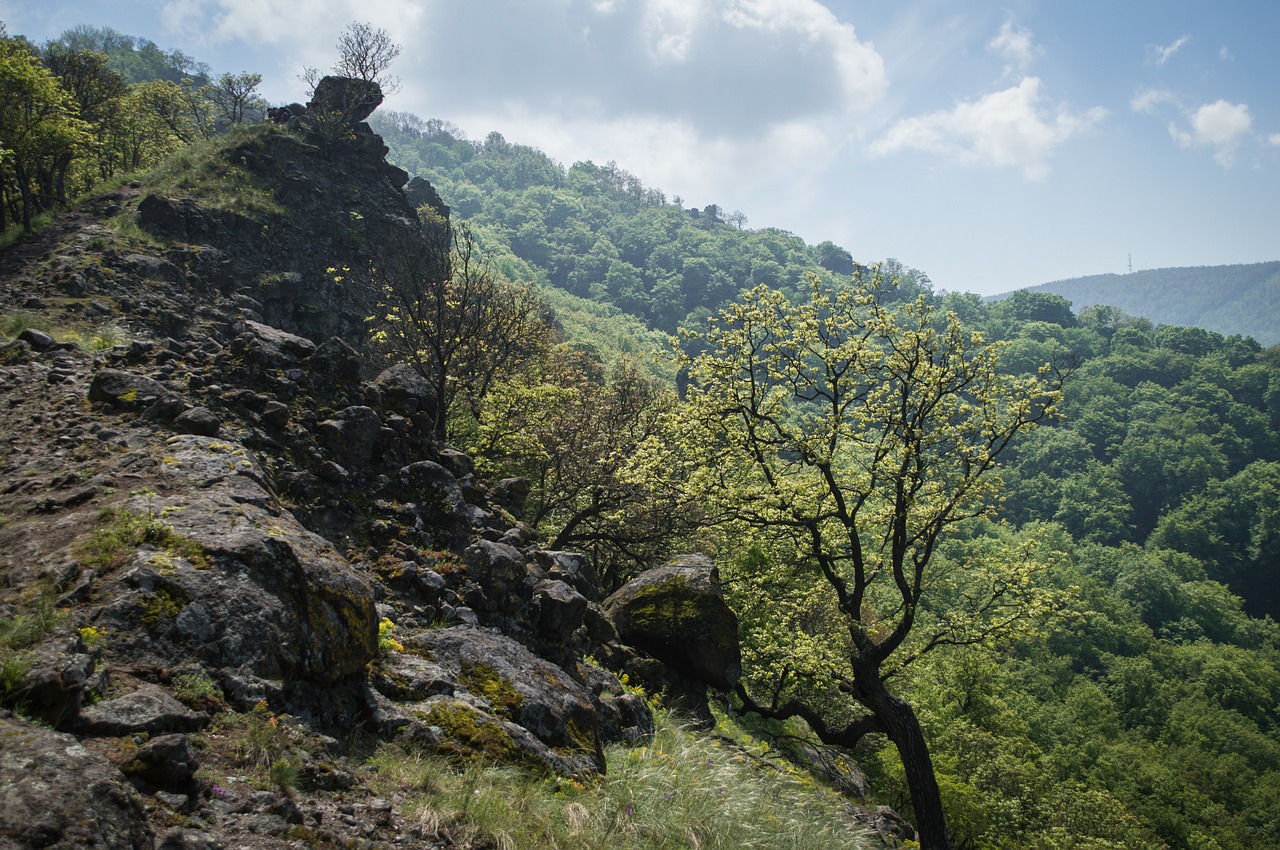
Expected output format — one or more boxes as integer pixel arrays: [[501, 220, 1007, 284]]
[[0, 83, 821, 849]]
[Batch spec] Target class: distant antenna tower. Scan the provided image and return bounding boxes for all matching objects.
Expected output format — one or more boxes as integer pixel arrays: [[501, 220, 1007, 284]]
[[1127, 253, 1133, 275]]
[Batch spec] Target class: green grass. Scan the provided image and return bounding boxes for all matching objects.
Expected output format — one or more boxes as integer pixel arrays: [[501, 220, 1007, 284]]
[[369, 710, 875, 850], [0, 585, 63, 707], [0, 210, 59, 250], [74, 505, 209, 571], [141, 124, 286, 218], [1, 310, 130, 351]]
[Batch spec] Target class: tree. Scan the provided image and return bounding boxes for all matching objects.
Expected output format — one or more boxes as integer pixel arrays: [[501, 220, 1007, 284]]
[[471, 349, 700, 590], [668, 268, 1062, 849], [209, 71, 263, 125], [366, 215, 554, 440], [0, 36, 92, 231], [302, 21, 401, 95]]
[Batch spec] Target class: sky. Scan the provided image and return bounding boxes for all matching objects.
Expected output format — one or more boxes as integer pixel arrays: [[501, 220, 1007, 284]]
[[5, 0, 1279, 296]]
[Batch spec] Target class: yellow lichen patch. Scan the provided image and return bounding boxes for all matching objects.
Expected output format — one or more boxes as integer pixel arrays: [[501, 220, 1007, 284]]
[[458, 662, 523, 721]]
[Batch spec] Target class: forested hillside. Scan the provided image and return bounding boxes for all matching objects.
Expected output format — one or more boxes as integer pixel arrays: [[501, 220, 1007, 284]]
[[373, 110, 1280, 850], [1005, 262, 1280, 346], [369, 111, 883, 335]]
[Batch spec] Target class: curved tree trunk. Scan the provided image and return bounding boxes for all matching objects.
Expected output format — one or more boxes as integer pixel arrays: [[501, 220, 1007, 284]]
[[861, 677, 952, 850]]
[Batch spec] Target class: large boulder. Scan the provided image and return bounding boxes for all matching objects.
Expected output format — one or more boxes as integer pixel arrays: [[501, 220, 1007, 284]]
[[91, 435, 377, 709], [307, 76, 383, 125], [88, 368, 176, 410], [0, 713, 152, 849], [603, 555, 741, 691], [77, 683, 209, 736], [372, 362, 438, 425], [317, 405, 383, 469], [370, 625, 606, 777]]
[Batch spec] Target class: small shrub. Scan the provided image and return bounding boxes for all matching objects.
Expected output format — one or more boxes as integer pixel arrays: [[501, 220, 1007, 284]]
[[75, 505, 210, 570], [77, 625, 104, 648], [237, 701, 288, 768], [172, 671, 224, 711], [269, 757, 302, 796], [0, 311, 52, 339], [87, 322, 128, 350], [0, 586, 62, 708]]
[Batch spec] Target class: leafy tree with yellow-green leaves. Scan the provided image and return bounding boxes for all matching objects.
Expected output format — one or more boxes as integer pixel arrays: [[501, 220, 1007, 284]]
[[469, 347, 701, 590], [0, 34, 92, 231], [366, 214, 555, 440], [658, 266, 1065, 850]]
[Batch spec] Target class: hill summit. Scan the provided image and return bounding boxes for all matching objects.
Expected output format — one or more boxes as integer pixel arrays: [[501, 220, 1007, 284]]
[[1001, 261, 1280, 346]]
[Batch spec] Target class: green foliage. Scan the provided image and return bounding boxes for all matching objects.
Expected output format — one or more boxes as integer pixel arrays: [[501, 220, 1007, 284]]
[[365, 218, 556, 440], [643, 269, 1065, 847], [268, 757, 301, 796], [0, 35, 94, 231], [171, 671, 225, 711], [0, 25, 230, 235], [0, 585, 62, 707], [467, 347, 697, 590]]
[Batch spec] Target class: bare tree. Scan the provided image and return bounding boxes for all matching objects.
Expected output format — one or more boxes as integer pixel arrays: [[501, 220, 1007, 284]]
[[366, 217, 554, 440], [301, 21, 401, 96]]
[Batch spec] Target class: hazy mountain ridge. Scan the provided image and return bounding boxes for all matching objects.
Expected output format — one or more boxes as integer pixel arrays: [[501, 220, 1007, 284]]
[[1004, 261, 1280, 346]]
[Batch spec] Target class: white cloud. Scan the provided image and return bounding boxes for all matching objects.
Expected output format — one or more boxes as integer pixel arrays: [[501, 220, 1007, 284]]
[[1150, 35, 1190, 67], [1169, 100, 1252, 166], [397, 0, 885, 143], [720, 0, 886, 110], [987, 19, 1041, 75], [869, 77, 1106, 181], [1220, 45, 1234, 62], [1130, 87, 1178, 115], [1269, 133, 1280, 147], [168, 0, 425, 48], [644, 0, 702, 62]]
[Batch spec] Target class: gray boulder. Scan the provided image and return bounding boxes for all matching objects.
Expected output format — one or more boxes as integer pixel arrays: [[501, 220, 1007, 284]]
[[308, 76, 383, 124], [130, 733, 200, 790], [77, 683, 209, 736], [0, 713, 152, 849], [380, 625, 605, 777], [173, 406, 220, 436], [604, 554, 742, 691], [88, 368, 174, 409], [372, 363, 437, 418], [318, 405, 383, 468], [93, 435, 377, 698]]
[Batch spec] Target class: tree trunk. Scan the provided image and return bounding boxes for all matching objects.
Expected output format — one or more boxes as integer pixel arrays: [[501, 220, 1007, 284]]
[[861, 675, 952, 850]]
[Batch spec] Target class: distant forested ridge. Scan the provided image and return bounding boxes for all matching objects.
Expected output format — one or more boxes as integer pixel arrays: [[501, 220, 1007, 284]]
[[1001, 262, 1280, 346]]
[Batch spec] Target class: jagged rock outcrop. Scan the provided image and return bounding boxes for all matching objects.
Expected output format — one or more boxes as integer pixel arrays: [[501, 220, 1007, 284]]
[[308, 75, 384, 125], [0, 100, 843, 848]]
